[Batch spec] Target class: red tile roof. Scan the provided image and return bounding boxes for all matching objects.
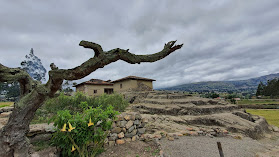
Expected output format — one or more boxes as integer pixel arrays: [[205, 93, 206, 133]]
[[111, 76, 155, 83], [74, 76, 155, 87], [73, 79, 113, 87]]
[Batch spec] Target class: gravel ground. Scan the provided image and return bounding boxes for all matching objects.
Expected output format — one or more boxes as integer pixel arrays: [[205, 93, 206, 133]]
[[160, 136, 270, 157]]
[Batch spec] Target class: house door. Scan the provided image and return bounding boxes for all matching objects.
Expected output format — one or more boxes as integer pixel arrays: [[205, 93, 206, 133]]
[[104, 88, 113, 94]]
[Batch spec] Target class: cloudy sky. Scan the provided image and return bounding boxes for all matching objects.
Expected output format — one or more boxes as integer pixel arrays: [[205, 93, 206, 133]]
[[1, 0, 279, 88]]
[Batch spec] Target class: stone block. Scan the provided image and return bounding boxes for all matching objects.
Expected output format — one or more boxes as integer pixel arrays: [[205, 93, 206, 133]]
[[109, 133, 118, 141], [118, 132, 124, 138], [137, 128, 146, 134], [134, 120, 140, 125], [128, 126, 135, 133], [124, 115, 131, 121], [116, 139, 125, 145], [111, 127, 122, 133], [125, 138, 132, 142], [125, 120, 133, 129], [119, 120, 127, 128], [132, 135, 138, 141], [130, 114, 136, 121], [125, 129, 137, 138], [108, 141, 115, 147], [138, 122, 146, 128]]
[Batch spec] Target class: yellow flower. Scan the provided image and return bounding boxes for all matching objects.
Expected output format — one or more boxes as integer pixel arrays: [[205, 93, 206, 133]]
[[71, 145, 76, 152], [61, 123, 67, 132], [88, 117, 94, 127], [68, 122, 75, 132]]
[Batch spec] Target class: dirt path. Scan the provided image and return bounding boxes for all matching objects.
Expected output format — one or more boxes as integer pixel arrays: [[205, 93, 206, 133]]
[[159, 135, 279, 157], [99, 140, 160, 157]]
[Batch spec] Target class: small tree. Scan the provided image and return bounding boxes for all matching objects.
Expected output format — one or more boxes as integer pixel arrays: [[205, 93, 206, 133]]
[[21, 48, 47, 82], [0, 40, 183, 156], [256, 81, 265, 96]]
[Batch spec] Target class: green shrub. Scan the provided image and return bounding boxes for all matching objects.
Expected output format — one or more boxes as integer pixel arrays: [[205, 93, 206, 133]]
[[50, 105, 118, 157], [43, 92, 95, 114], [43, 92, 128, 114], [90, 93, 129, 112], [33, 92, 128, 124]]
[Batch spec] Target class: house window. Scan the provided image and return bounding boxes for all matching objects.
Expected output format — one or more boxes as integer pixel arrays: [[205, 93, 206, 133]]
[[94, 90, 97, 94], [120, 84, 122, 89]]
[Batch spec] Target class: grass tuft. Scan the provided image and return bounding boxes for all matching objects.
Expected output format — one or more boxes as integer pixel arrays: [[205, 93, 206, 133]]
[[0, 102, 14, 108]]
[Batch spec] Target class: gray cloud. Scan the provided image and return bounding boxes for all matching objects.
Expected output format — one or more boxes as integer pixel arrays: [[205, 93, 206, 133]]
[[1, 0, 279, 88]]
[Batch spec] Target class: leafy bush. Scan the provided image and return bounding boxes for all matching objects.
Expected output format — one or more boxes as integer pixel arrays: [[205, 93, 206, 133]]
[[90, 93, 129, 112], [43, 92, 128, 114], [33, 92, 128, 124], [50, 105, 118, 157], [43, 92, 94, 114]]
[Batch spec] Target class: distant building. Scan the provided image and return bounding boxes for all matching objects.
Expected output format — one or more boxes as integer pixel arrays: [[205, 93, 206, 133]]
[[74, 79, 113, 97], [74, 76, 155, 96]]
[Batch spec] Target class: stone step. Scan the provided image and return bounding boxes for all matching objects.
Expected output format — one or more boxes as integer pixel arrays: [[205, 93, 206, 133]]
[[143, 98, 227, 106], [133, 103, 239, 116], [146, 94, 191, 99], [143, 112, 270, 139], [0, 107, 13, 113], [0, 111, 12, 118], [181, 113, 270, 139]]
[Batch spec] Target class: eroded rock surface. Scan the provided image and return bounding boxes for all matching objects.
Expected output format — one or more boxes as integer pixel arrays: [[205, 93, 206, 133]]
[[124, 91, 271, 139]]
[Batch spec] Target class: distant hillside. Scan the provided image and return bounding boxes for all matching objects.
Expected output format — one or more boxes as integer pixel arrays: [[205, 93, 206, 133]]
[[162, 73, 279, 93]]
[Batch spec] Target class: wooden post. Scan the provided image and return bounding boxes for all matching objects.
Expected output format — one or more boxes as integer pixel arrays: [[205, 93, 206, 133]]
[[217, 142, 224, 157]]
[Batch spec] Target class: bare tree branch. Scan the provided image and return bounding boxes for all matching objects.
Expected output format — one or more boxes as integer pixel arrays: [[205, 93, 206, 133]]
[[79, 40, 104, 57], [0, 64, 35, 96], [48, 40, 183, 81]]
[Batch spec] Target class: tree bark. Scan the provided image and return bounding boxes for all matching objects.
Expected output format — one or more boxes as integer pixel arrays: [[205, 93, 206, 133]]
[[0, 40, 182, 156]]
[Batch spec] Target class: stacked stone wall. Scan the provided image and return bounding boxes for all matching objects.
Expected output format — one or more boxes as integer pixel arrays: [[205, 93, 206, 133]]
[[106, 112, 147, 146]]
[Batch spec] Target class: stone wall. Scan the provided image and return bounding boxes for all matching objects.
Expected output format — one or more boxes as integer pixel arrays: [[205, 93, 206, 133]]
[[106, 112, 147, 146]]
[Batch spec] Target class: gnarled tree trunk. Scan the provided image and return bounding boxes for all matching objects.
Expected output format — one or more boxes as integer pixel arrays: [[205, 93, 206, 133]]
[[0, 40, 182, 156]]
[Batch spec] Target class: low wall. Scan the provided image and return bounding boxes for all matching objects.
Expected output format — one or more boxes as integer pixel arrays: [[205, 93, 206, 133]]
[[24, 112, 147, 147], [106, 112, 147, 146]]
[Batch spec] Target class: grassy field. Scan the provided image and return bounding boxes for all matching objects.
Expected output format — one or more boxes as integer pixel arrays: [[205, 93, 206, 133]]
[[0, 102, 14, 108], [246, 109, 279, 127], [237, 99, 279, 105]]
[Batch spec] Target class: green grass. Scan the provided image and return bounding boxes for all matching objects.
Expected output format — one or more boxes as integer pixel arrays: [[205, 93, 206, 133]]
[[246, 109, 279, 127], [0, 102, 14, 108], [237, 99, 279, 105]]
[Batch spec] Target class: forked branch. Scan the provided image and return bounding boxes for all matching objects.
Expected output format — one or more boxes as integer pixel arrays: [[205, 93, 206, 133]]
[[48, 40, 183, 82], [0, 64, 35, 96]]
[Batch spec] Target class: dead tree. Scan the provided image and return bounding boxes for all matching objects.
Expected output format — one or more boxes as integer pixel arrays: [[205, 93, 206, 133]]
[[0, 40, 183, 157]]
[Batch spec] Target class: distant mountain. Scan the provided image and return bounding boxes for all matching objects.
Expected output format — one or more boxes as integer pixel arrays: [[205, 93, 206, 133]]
[[162, 73, 279, 93], [21, 48, 46, 81]]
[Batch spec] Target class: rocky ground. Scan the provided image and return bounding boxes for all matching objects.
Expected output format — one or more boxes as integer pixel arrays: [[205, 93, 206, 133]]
[[1, 91, 279, 156], [123, 91, 274, 139], [160, 134, 279, 157]]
